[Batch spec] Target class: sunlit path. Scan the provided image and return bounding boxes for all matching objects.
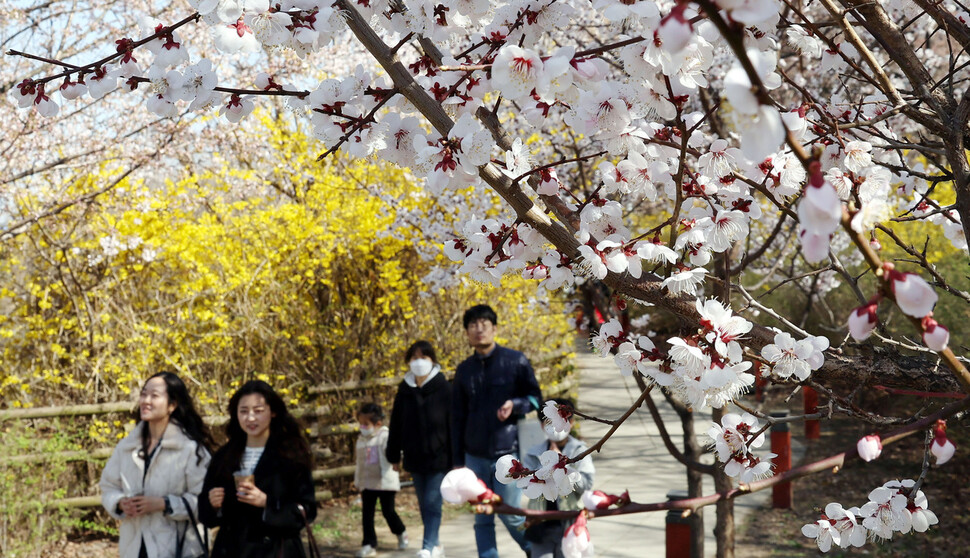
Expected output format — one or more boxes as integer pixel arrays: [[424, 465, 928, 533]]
[[378, 349, 788, 558]]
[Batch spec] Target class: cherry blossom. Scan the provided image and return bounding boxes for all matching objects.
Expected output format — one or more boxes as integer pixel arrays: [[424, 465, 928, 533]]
[[10, 0, 970, 548], [826, 504, 867, 549], [440, 467, 498, 504], [581, 490, 628, 510], [660, 266, 707, 296], [542, 400, 573, 433], [921, 315, 950, 352], [590, 318, 625, 355], [491, 45, 546, 102], [707, 412, 773, 482], [220, 94, 255, 123], [801, 517, 840, 552], [561, 511, 594, 558], [495, 454, 530, 484], [847, 298, 880, 341], [656, 5, 693, 55], [696, 299, 752, 357], [930, 420, 955, 465], [860, 481, 915, 540], [888, 268, 938, 318], [842, 141, 873, 173], [856, 434, 882, 462], [797, 168, 843, 263], [761, 332, 827, 381]]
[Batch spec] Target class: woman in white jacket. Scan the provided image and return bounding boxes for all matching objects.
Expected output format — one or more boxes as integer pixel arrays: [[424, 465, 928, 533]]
[[100, 372, 214, 558]]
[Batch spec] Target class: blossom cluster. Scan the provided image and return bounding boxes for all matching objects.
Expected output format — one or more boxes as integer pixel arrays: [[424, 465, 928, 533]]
[[590, 299, 755, 409], [495, 451, 582, 501], [856, 420, 956, 466], [845, 263, 949, 352], [802, 480, 938, 552], [759, 331, 828, 382], [707, 412, 774, 483]]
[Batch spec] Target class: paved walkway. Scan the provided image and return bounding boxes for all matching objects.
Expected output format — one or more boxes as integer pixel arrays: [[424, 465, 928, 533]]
[[379, 351, 796, 558]]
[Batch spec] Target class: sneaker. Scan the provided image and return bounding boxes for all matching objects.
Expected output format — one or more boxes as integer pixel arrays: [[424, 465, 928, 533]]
[[398, 531, 410, 550], [431, 546, 445, 558], [415, 551, 432, 558], [356, 545, 377, 558]]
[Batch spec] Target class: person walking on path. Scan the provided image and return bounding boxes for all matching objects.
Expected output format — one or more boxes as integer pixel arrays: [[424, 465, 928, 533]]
[[386, 341, 452, 558], [521, 398, 595, 558], [452, 304, 542, 558], [100, 371, 214, 558], [355, 402, 408, 557], [199, 380, 317, 558]]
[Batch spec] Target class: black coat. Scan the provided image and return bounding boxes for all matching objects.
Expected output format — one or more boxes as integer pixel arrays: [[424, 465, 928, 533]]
[[451, 344, 542, 465], [385, 370, 452, 474], [199, 438, 316, 558]]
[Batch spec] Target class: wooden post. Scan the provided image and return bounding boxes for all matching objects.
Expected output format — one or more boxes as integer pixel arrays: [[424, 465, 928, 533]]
[[803, 387, 820, 439], [666, 489, 691, 558], [771, 410, 792, 509]]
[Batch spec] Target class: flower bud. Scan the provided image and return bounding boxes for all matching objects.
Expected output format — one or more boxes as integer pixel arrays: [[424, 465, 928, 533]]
[[847, 299, 879, 341], [890, 271, 938, 318], [440, 467, 498, 504], [930, 420, 955, 465], [856, 434, 882, 462], [921, 315, 950, 352]]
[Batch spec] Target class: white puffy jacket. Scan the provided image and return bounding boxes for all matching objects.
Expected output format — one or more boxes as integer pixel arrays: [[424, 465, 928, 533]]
[[100, 421, 210, 558], [354, 425, 400, 491]]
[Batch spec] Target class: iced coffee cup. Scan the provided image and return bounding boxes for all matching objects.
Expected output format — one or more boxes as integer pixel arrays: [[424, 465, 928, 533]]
[[233, 471, 254, 489]]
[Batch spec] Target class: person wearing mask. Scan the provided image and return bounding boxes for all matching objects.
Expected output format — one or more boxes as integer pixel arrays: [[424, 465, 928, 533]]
[[386, 340, 452, 558], [522, 398, 595, 558], [199, 380, 317, 558], [100, 372, 214, 558], [354, 402, 407, 557], [452, 304, 542, 558]]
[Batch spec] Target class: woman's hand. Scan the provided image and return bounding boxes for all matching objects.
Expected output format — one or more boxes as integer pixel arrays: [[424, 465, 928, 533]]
[[118, 497, 140, 517], [236, 480, 267, 508], [124, 496, 166, 516], [209, 487, 225, 509]]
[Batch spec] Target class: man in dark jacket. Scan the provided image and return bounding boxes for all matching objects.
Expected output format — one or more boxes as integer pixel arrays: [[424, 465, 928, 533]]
[[452, 304, 541, 558]]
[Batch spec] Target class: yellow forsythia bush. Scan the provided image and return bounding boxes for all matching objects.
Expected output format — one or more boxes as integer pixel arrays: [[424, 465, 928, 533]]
[[0, 110, 573, 419]]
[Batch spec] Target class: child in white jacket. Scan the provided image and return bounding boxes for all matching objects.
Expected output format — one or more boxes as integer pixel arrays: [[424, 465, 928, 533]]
[[354, 402, 407, 557]]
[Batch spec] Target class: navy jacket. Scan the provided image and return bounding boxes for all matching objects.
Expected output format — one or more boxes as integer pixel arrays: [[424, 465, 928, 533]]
[[451, 344, 542, 465]]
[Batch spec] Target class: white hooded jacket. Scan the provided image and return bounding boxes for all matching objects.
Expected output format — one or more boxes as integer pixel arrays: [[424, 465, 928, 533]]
[[354, 425, 401, 491], [100, 421, 210, 558]]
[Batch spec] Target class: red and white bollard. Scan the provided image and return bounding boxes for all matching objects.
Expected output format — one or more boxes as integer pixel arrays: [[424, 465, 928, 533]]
[[665, 490, 691, 558], [803, 386, 820, 440], [771, 410, 792, 509]]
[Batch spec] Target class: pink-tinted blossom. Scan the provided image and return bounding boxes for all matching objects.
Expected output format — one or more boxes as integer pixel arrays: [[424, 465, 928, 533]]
[[921, 315, 949, 351], [856, 434, 882, 462]]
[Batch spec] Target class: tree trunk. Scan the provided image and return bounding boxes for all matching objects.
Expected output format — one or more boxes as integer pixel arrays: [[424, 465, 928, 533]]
[[712, 406, 735, 558], [683, 407, 705, 558]]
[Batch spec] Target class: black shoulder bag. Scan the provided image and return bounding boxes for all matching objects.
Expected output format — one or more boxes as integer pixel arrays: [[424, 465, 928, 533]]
[[176, 495, 210, 558]]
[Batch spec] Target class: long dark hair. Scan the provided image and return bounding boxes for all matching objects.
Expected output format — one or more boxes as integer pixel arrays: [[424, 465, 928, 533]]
[[218, 380, 312, 475], [138, 371, 214, 466]]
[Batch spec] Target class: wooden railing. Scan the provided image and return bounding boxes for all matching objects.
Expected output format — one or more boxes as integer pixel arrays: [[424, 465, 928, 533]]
[[0, 355, 576, 511]]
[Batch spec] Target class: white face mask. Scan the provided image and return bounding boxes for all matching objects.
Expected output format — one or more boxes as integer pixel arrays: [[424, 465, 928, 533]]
[[544, 424, 569, 443], [359, 426, 375, 437], [409, 358, 434, 377]]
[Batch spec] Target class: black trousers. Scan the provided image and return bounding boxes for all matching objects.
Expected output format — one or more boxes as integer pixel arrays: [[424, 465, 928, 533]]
[[361, 489, 406, 547]]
